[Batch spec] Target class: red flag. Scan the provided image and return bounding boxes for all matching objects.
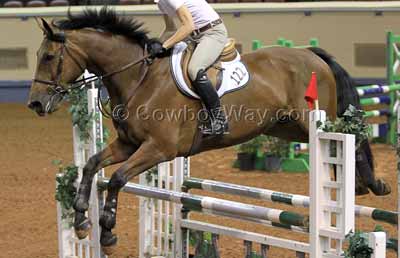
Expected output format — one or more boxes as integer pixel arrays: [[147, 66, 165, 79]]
[[304, 72, 318, 110]]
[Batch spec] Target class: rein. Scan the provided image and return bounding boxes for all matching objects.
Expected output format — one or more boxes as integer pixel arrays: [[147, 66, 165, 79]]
[[73, 53, 151, 91], [33, 32, 152, 120], [33, 47, 151, 94], [98, 57, 150, 119]]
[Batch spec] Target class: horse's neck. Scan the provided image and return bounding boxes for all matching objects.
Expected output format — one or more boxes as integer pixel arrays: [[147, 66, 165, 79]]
[[80, 32, 145, 104]]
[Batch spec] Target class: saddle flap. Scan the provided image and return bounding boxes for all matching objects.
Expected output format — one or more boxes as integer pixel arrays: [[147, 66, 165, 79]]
[[181, 42, 221, 92], [171, 42, 250, 100]]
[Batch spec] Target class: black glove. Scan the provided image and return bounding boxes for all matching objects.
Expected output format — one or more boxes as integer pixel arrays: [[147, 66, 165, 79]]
[[147, 38, 168, 58]]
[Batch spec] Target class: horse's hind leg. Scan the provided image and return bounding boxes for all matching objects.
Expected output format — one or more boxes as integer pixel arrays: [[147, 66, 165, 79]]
[[356, 140, 391, 195], [99, 140, 175, 255], [73, 138, 135, 239]]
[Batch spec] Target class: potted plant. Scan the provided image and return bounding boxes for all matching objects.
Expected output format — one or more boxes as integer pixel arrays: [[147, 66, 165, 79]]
[[235, 136, 266, 171], [264, 136, 290, 172]]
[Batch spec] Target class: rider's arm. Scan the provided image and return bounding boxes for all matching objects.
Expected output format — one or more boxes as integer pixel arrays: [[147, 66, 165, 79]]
[[159, 14, 176, 41], [162, 5, 195, 49]]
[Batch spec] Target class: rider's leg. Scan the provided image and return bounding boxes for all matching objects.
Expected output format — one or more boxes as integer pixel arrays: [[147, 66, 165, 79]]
[[192, 69, 228, 135], [188, 23, 228, 134]]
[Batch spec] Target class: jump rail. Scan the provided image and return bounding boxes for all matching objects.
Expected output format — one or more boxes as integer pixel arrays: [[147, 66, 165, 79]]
[[183, 177, 397, 225], [356, 31, 400, 144]]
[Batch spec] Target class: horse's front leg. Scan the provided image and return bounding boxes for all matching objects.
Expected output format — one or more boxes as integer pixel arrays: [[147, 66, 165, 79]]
[[73, 138, 136, 239], [99, 140, 176, 255]]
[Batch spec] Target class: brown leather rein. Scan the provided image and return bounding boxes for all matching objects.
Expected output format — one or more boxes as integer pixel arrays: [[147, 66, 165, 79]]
[[33, 32, 152, 119]]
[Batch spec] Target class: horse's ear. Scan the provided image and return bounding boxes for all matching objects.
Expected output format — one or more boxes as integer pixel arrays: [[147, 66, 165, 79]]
[[34, 17, 46, 34], [41, 18, 54, 37]]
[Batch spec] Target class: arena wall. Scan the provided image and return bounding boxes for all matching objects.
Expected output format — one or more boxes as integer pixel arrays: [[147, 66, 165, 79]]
[[1, 2, 400, 101]]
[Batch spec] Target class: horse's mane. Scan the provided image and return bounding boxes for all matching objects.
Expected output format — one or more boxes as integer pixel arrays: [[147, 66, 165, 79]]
[[56, 7, 150, 48]]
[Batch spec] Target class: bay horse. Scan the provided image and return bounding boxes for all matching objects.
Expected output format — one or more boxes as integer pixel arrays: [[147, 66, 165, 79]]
[[27, 8, 390, 255]]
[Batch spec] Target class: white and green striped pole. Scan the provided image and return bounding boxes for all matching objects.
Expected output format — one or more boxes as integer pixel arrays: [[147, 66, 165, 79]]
[[183, 177, 397, 226], [100, 178, 309, 228]]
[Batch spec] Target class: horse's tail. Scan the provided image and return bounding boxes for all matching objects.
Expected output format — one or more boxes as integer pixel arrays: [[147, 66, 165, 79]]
[[307, 47, 391, 196], [307, 47, 361, 114]]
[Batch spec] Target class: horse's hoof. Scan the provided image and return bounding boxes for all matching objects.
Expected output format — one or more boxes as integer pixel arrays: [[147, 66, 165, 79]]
[[74, 218, 92, 239], [370, 179, 391, 196], [101, 231, 118, 255], [100, 229, 118, 255], [101, 244, 117, 256]]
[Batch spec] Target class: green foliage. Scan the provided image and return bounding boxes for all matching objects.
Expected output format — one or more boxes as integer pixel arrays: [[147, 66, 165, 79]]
[[248, 252, 264, 258], [319, 105, 370, 148], [55, 163, 78, 225], [67, 88, 111, 145], [345, 231, 373, 258], [101, 125, 111, 149], [373, 225, 384, 232], [143, 166, 158, 184], [235, 135, 290, 158], [189, 231, 219, 258], [67, 89, 94, 142], [235, 135, 267, 155], [264, 136, 290, 157], [56, 84, 111, 225]]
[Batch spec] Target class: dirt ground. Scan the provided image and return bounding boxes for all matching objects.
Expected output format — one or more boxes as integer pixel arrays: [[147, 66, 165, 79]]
[[0, 103, 398, 258]]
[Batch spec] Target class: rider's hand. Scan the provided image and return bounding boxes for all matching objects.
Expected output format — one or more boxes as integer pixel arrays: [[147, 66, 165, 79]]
[[147, 39, 169, 58]]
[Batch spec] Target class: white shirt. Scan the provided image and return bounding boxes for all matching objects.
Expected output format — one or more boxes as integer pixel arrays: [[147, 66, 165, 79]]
[[154, 0, 220, 29]]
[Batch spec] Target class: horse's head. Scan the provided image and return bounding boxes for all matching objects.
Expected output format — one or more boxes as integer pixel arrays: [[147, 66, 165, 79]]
[[28, 18, 87, 116]]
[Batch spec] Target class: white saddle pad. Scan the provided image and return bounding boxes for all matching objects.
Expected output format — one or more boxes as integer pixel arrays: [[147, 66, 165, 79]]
[[170, 42, 250, 99]]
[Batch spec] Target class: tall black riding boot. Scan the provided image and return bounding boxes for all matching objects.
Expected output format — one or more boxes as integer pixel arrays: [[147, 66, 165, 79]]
[[193, 69, 228, 135]]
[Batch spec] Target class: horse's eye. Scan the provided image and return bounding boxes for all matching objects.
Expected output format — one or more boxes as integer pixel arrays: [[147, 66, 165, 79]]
[[44, 54, 55, 62]]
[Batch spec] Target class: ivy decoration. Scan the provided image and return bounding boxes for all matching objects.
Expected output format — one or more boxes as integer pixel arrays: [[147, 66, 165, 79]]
[[345, 231, 373, 258], [249, 252, 263, 258], [190, 231, 220, 258], [318, 105, 371, 149], [144, 166, 158, 184], [67, 88, 94, 142], [55, 162, 79, 225], [67, 86, 110, 146], [56, 82, 111, 225]]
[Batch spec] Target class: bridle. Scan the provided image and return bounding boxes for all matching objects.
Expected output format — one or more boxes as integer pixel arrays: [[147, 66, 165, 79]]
[[33, 30, 152, 115]]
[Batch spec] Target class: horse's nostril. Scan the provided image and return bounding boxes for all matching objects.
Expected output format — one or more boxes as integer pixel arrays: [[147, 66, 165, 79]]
[[28, 101, 44, 115], [28, 101, 40, 109]]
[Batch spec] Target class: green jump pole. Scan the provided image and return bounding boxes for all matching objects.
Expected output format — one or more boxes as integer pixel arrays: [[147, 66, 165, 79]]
[[252, 40, 262, 51], [386, 31, 400, 145]]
